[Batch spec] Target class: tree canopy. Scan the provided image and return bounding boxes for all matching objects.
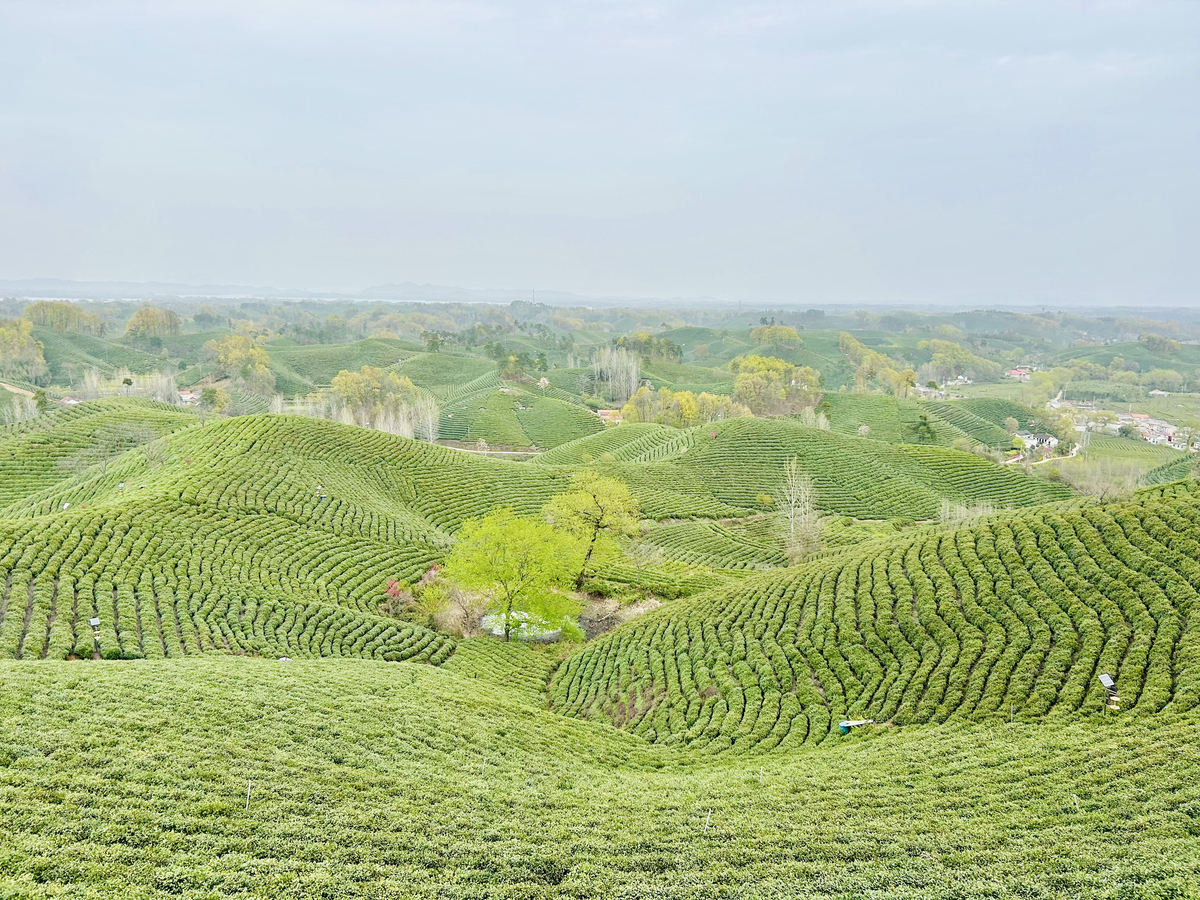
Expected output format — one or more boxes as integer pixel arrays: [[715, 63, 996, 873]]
[[544, 472, 641, 589], [204, 334, 274, 393], [125, 306, 182, 339], [729, 355, 821, 415], [442, 509, 581, 641], [24, 300, 105, 335]]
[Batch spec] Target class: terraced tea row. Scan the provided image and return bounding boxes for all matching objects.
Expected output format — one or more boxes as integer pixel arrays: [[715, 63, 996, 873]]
[[440, 386, 604, 448], [550, 485, 1200, 751], [550, 417, 1071, 519], [0, 399, 197, 507], [6, 658, 1196, 897], [0, 500, 452, 662]]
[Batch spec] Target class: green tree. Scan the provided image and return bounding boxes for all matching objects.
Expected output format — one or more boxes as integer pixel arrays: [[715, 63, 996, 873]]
[[913, 414, 937, 444], [543, 473, 641, 589], [729, 354, 821, 415], [442, 509, 580, 641], [204, 334, 275, 393], [751, 324, 802, 352], [24, 300, 105, 334], [125, 306, 181, 339]]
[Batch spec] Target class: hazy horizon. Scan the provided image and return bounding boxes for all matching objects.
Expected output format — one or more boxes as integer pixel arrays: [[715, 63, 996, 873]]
[[2, 1, 1197, 306]]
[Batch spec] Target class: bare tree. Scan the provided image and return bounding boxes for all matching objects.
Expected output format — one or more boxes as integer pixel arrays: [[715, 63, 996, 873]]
[[1066, 461, 1142, 502], [592, 346, 640, 404], [779, 456, 821, 564]]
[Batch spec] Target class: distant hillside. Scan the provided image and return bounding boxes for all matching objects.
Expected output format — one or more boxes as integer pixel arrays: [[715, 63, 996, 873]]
[[538, 416, 1071, 519]]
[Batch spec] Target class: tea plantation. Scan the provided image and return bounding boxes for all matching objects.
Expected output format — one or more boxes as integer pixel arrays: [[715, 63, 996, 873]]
[[0, 659, 1197, 898], [551, 486, 1200, 751], [1, 399, 1198, 898]]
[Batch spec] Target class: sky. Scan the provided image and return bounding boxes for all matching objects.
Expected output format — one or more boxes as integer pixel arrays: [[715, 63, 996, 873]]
[[0, 0, 1197, 305]]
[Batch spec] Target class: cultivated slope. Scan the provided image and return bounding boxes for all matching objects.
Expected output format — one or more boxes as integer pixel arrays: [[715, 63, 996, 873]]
[[2, 657, 1198, 898], [0, 398, 198, 508], [0, 403, 1075, 664], [550, 483, 1200, 751], [539, 416, 1072, 518]]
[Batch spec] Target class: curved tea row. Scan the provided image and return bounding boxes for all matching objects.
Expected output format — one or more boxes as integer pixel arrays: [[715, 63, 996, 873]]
[[550, 486, 1200, 751]]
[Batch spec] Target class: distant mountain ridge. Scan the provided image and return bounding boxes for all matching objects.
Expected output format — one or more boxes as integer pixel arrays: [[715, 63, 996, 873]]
[[0, 277, 720, 308]]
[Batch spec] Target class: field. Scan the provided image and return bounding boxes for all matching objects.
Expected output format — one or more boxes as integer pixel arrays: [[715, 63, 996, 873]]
[[33, 329, 165, 381], [266, 338, 420, 393], [1, 658, 1198, 899], [0, 402, 1075, 670], [1, 386, 1199, 897], [552, 484, 1200, 752]]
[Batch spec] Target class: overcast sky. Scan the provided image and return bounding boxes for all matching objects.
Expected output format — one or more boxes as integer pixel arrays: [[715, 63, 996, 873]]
[[1, 0, 1196, 305]]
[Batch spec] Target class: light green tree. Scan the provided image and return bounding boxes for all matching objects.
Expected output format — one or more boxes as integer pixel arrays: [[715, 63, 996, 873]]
[[442, 509, 580, 641], [543, 473, 641, 589]]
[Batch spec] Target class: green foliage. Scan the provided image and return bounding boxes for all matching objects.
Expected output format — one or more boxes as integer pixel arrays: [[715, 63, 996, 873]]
[[556, 417, 1072, 520], [266, 338, 416, 391], [205, 333, 275, 392], [23, 300, 105, 334], [0, 318, 49, 384], [33, 328, 164, 381], [917, 338, 1003, 382], [729, 354, 821, 414], [621, 384, 749, 427], [443, 509, 581, 640], [544, 472, 641, 588], [614, 331, 682, 361], [124, 306, 182, 339], [441, 387, 603, 449], [750, 324, 802, 351], [394, 352, 496, 398]]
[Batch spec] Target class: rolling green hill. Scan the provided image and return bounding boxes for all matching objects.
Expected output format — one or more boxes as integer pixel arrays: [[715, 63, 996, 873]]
[[2, 399, 1200, 897], [439, 385, 605, 448], [551, 484, 1200, 752], [0, 402, 1073, 666], [539, 416, 1071, 518], [266, 337, 420, 393], [0, 399, 198, 508], [33, 329, 165, 381], [1049, 340, 1200, 372]]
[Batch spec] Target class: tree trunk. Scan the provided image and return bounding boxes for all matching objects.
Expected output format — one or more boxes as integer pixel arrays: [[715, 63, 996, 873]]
[[576, 526, 601, 590]]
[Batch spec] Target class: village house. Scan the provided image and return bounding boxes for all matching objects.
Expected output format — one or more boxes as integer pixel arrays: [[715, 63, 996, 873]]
[[1016, 431, 1059, 450]]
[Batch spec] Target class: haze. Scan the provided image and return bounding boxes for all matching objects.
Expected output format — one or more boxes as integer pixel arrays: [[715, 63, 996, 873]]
[[1, 0, 1196, 305]]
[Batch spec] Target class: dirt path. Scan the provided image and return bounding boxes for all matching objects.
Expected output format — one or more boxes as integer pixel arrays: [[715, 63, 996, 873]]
[[0, 382, 34, 397]]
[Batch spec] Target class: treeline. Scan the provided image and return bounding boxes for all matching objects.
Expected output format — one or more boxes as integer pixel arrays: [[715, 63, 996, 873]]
[[621, 386, 749, 427], [0, 319, 49, 384]]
